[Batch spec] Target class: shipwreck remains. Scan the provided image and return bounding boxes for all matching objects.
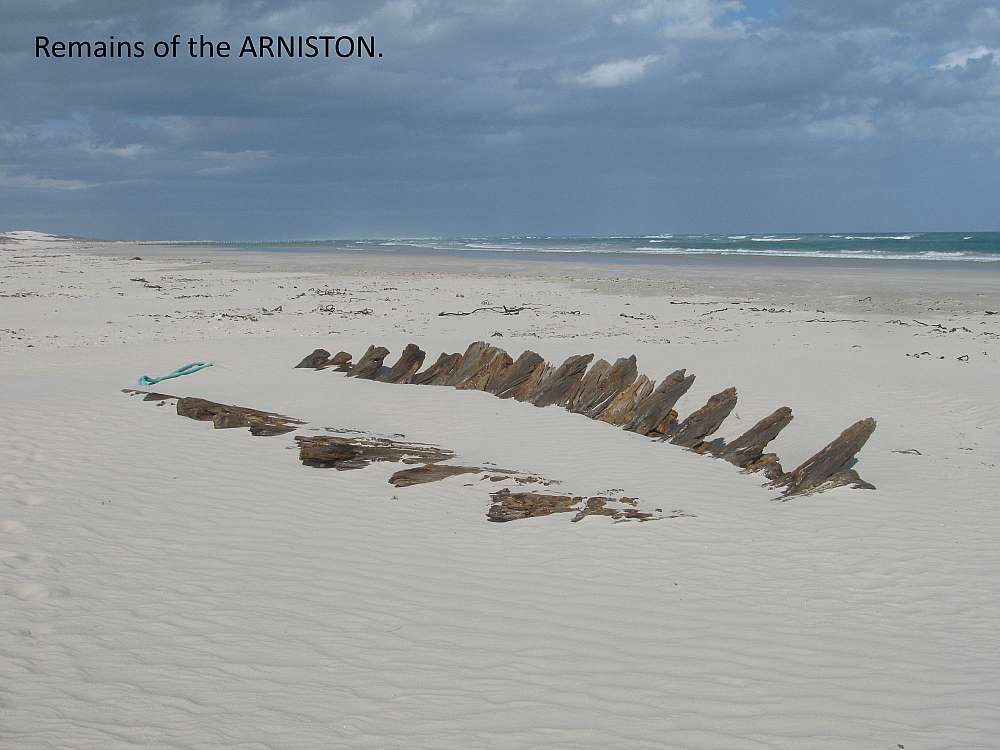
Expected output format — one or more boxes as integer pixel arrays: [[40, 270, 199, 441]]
[[120, 331, 878, 527], [347, 345, 390, 379], [296, 340, 878, 498], [768, 418, 877, 497], [124, 389, 304, 436], [294, 349, 352, 370], [123, 389, 642, 523], [296, 434, 453, 470], [487, 489, 654, 523]]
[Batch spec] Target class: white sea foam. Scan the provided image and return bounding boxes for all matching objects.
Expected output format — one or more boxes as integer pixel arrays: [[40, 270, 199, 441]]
[[261, 235, 999, 263], [464, 242, 528, 251], [622, 246, 1000, 261], [843, 235, 917, 240]]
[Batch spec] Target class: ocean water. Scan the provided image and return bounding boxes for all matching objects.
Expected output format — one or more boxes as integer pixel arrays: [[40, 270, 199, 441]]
[[200, 232, 1000, 264]]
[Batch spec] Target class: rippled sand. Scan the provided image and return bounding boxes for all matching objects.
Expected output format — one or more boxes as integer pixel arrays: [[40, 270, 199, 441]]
[[2, 232, 998, 749]]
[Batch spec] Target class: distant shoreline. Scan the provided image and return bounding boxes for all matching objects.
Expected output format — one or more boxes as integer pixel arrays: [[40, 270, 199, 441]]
[[102, 231, 1000, 268], [22, 232, 997, 318], [195, 241, 1000, 270]]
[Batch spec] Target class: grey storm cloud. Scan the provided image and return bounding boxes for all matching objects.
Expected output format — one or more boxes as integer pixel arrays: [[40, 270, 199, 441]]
[[1, 0, 999, 238]]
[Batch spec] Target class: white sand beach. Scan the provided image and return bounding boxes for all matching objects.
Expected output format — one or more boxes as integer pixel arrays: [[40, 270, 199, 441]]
[[2, 231, 999, 749]]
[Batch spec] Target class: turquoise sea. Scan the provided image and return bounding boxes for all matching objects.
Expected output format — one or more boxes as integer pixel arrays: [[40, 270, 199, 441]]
[[198, 232, 1000, 264]]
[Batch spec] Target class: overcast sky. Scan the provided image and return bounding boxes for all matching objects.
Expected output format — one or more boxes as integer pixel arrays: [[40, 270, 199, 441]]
[[2, 0, 999, 238]]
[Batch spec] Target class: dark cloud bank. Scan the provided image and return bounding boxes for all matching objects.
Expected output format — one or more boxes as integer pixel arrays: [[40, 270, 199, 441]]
[[1, 0, 999, 238]]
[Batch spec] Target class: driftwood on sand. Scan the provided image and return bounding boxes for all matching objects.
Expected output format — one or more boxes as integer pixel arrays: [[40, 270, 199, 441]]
[[438, 305, 529, 317], [299, 340, 878, 498]]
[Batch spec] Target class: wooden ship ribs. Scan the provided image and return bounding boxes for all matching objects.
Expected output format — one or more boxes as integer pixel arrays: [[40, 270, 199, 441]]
[[299, 342, 877, 498]]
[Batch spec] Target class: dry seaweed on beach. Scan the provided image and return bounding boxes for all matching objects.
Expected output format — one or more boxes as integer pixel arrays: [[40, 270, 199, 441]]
[[438, 304, 533, 316], [802, 317, 867, 323], [620, 311, 655, 320]]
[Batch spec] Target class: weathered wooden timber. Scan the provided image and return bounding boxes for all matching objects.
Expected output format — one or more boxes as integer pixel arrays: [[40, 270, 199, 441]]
[[295, 348, 331, 369], [296, 435, 454, 470], [623, 370, 695, 436], [490, 351, 546, 398], [412, 352, 463, 385], [770, 418, 877, 497], [294, 349, 352, 370], [530, 353, 594, 407], [290, 341, 880, 497], [596, 374, 654, 426], [388, 464, 484, 486], [669, 387, 739, 448], [123, 389, 303, 436], [455, 346, 512, 391], [574, 355, 639, 418], [377, 343, 426, 384], [444, 342, 510, 388], [347, 345, 390, 379], [329, 351, 353, 371], [124, 389, 652, 523], [487, 489, 653, 523], [718, 407, 794, 467], [388, 464, 554, 487]]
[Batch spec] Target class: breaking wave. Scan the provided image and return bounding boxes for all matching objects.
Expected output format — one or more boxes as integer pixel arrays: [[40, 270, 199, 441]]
[[237, 233, 1000, 264], [624, 247, 1000, 262]]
